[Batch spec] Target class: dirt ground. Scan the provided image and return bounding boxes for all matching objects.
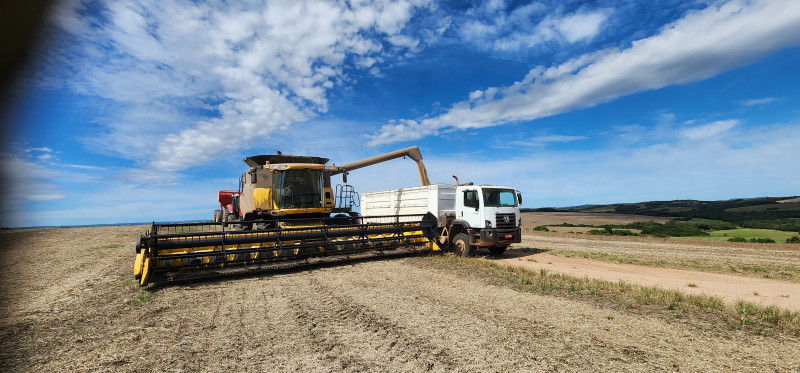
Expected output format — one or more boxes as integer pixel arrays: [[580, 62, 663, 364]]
[[1, 225, 799, 371], [497, 250, 800, 311], [516, 232, 800, 282]]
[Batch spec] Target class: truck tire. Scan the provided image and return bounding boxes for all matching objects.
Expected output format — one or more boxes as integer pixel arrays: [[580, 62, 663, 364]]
[[488, 246, 507, 255], [452, 233, 472, 257]]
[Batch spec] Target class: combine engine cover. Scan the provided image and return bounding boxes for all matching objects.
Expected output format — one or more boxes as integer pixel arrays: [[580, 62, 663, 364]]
[[133, 213, 438, 286]]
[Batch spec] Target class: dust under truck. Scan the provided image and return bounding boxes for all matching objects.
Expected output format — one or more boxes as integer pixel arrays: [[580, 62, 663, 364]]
[[132, 146, 521, 286], [361, 183, 522, 256]]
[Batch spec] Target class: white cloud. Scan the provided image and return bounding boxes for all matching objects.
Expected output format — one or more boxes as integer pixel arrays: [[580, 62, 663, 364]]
[[27, 147, 53, 153], [681, 119, 738, 140], [371, 0, 800, 145], [740, 97, 778, 107], [509, 134, 588, 147], [40, 0, 436, 172], [361, 123, 799, 208], [556, 11, 608, 43], [533, 135, 587, 143], [456, 3, 608, 53], [0, 152, 66, 209], [13, 181, 222, 227]]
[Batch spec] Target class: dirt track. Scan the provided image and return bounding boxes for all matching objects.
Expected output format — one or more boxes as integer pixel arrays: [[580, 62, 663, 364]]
[[497, 251, 800, 310], [1, 226, 799, 371]]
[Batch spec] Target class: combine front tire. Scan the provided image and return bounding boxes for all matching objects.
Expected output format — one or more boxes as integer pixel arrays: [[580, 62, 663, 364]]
[[213, 210, 221, 222], [452, 233, 472, 257], [139, 255, 153, 286], [134, 246, 154, 286]]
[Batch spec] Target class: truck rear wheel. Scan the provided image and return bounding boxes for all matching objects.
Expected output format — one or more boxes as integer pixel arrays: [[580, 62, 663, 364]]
[[488, 246, 507, 255], [452, 233, 472, 257]]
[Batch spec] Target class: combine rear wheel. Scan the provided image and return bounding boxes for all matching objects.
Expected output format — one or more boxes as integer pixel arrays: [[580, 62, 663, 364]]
[[452, 233, 472, 257]]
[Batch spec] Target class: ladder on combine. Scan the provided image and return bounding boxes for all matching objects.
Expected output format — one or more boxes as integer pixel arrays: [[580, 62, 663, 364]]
[[133, 213, 438, 286]]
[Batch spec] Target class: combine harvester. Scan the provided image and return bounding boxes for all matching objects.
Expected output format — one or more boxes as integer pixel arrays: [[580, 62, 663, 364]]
[[133, 147, 522, 286]]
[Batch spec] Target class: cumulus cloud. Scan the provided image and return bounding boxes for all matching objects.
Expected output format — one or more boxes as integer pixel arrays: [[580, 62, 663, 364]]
[[556, 11, 607, 43], [457, 2, 609, 53], [370, 0, 800, 145], [41, 0, 435, 171]]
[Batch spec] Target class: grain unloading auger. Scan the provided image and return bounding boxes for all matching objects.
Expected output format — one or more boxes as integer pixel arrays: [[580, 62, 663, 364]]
[[133, 147, 441, 286]]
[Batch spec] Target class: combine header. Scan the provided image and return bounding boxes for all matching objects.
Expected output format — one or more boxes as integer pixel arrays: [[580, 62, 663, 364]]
[[133, 147, 439, 286], [133, 213, 438, 286]]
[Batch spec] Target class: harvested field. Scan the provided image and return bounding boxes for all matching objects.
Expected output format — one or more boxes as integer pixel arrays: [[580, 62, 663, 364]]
[[1, 226, 799, 371], [543, 226, 642, 234], [519, 232, 800, 282], [520, 212, 669, 229]]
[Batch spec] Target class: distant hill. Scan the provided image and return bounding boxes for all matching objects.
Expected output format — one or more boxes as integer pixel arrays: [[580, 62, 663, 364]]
[[525, 196, 800, 232]]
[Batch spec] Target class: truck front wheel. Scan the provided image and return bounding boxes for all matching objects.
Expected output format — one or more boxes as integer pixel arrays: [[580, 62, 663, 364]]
[[452, 233, 472, 257], [488, 246, 507, 255]]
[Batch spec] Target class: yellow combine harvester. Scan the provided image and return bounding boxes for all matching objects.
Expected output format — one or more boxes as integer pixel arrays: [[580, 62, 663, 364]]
[[133, 147, 440, 286]]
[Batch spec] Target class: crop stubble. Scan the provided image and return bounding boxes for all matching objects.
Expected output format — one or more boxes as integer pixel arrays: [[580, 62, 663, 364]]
[[0, 225, 798, 371], [519, 232, 800, 281]]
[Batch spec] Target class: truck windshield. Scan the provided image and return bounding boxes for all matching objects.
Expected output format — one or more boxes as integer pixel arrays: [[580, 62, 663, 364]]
[[482, 188, 517, 207], [273, 169, 323, 209]]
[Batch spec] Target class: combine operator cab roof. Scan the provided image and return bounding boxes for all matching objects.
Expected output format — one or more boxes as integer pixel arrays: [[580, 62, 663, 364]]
[[243, 154, 329, 167]]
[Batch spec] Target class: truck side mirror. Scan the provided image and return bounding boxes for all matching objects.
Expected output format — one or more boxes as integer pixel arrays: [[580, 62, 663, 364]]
[[342, 171, 348, 183], [517, 192, 522, 204]]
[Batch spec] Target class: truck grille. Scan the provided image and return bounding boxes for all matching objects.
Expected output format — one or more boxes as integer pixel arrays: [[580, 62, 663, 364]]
[[495, 213, 516, 229]]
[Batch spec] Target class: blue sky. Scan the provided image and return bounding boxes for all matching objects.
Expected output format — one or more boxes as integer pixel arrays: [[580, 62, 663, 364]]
[[3, 0, 800, 227]]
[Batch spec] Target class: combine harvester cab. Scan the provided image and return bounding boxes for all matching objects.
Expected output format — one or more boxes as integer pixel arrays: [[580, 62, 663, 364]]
[[133, 147, 441, 286]]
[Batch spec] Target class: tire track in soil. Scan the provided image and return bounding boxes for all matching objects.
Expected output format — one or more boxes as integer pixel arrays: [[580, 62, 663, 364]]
[[281, 273, 461, 372], [327, 260, 640, 371], [298, 260, 691, 371], [324, 264, 559, 370]]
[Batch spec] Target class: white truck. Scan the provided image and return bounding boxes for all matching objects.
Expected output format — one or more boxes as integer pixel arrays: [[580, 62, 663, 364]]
[[361, 183, 522, 256]]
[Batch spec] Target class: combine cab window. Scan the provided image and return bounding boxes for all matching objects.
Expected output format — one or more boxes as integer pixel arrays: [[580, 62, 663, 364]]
[[273, 169, 324, 209], [482, 189, 517, 207]]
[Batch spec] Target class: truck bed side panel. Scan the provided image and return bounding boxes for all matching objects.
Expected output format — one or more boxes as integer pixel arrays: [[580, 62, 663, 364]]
[[362, 184, 455, 222]]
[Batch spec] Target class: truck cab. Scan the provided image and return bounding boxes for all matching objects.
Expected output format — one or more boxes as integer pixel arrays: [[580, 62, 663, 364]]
[[451, 185, 522, 255]]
